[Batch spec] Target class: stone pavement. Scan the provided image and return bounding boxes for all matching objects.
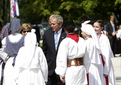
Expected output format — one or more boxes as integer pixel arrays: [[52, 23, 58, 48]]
[[111, 56, 121, 85]]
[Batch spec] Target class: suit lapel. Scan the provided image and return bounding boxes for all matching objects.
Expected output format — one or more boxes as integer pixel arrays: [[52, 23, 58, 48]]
[[49, 29, 56, 52], [109, 22, 113, 32]]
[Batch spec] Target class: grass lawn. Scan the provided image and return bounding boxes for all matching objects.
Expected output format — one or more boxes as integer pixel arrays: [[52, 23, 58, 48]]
[[40, 42, 43, 47]]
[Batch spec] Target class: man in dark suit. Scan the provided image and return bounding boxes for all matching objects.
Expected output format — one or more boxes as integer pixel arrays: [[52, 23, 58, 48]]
[[42, 15, 66, 85], [106, 15, 117, 56]]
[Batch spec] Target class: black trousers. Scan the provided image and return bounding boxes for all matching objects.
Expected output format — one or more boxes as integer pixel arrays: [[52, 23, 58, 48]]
[[47, 72, 65, 85], [109, 37, 116, 56], [1, 62, 5, 85]]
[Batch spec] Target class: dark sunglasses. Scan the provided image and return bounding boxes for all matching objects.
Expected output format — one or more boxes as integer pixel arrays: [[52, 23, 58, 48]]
[[23, 30, 31, 33]]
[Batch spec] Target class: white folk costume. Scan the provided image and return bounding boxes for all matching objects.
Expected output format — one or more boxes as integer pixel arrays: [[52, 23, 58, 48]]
[[98, 33, 116, 85], [13, 31, 48, 85], [55, 33, 87, 85], [116, 29, 121, 39], [101, 31, 108, 37], [81, 24, 102, 85], [116, 29, 121, 54], [2, 33, 25, 85], [0, 50, 8, 62]]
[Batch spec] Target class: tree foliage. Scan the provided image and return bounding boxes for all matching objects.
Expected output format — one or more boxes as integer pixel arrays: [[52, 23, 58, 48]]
[[0, 0, 10, 25], [0, 0, 121, 25]]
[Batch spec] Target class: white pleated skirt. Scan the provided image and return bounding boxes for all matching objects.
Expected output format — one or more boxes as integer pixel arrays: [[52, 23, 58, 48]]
[[3, 57, 16, 85], [65, 65, 87, 85], [87, 63, 102, 85], [17, 68, 45, 85]]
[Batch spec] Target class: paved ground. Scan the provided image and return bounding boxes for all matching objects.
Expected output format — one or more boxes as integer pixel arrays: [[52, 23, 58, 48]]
[[111, 56, 121, 85]]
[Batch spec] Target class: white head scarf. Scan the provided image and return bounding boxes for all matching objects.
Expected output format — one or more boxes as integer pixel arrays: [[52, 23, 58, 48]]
[[81, 23, 100, 50], [22, 29, 37, 67], [83, 20, 90, 25], [24, 29, 36, 46], [14, 29, 37, 81]]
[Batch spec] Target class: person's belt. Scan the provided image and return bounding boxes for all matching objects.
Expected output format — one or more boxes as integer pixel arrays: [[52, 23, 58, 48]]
[[67, 58, 83, 67]]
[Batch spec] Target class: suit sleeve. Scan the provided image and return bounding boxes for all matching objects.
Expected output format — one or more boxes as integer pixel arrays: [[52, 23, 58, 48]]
[[101, 37, 112, 75], [106, 22, 112, 36]]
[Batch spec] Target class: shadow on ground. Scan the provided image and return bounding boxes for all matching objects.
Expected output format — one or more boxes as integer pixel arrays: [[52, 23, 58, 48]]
[[116, 77, 121, 82]]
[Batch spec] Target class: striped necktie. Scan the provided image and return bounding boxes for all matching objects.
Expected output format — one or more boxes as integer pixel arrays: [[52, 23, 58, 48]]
[[111, 22, 115, 32], [55, 32, 58, 50]]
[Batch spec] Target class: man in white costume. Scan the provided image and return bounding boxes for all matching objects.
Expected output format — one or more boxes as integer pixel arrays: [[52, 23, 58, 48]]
[[55, 20, 87, 85], [93, 20, 116, 85], [13, 30, 48, 85], [81, 23, 102, 85]]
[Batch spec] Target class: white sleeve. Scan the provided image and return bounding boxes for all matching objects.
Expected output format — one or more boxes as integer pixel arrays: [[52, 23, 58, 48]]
[[0, 37, 8, 61], [101, 37, 111, 75], [0, 50, 7, 60], [39, 48, 48, 82], [1, 37, 7, 52], [55, 40, 68, 78], [13, 48, 23, 83], [116, 31, 120, 38]]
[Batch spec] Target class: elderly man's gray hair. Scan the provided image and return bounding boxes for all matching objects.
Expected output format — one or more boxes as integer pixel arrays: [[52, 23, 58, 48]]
[[51, 15, 63, 24]]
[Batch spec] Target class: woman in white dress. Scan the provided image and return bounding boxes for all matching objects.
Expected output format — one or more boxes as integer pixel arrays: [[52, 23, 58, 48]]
[[14, 30, 48, 85], [1, 18, 25, 85], [93, 20, 116, 85], [81, 23, 102, 85]]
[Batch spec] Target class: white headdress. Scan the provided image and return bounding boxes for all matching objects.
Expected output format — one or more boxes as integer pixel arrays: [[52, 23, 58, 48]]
[[22, 29, 37, 66], [81, 23, 100, 50]]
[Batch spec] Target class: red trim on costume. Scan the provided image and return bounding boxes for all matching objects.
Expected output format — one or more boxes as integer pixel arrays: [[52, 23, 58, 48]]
[[100, 54, 105, 66], [100, 54, 109, 85], [67, 33, 79, 43], [85, 36, 92, 40], [99, 34, 109, 85], [105, 77, 109, 85], [87, 73, 89, 85], [99, 33, 102, 39]]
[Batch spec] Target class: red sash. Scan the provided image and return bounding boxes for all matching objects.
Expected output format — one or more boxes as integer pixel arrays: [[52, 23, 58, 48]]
[[87, 73, 89, 85], [100, 54, 109, 85], [67, 33, 79, 43], [100, 54, 105, 66]]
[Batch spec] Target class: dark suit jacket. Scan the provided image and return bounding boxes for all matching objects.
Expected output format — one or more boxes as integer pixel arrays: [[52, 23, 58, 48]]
[[33, 25, 40, 43], [106, 22, 117, 39], [42, 28, 66, 76]]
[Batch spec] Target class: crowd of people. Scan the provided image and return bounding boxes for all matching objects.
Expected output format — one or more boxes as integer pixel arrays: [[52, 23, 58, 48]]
[[0, 14, 119, 85]]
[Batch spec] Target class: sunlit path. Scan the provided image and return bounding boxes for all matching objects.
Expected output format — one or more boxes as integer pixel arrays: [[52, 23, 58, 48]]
[[111, 56, 121, 85]]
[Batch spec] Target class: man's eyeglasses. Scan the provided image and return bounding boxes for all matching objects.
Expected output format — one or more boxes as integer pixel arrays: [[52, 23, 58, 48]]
[[23, 30, 31, 33]]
